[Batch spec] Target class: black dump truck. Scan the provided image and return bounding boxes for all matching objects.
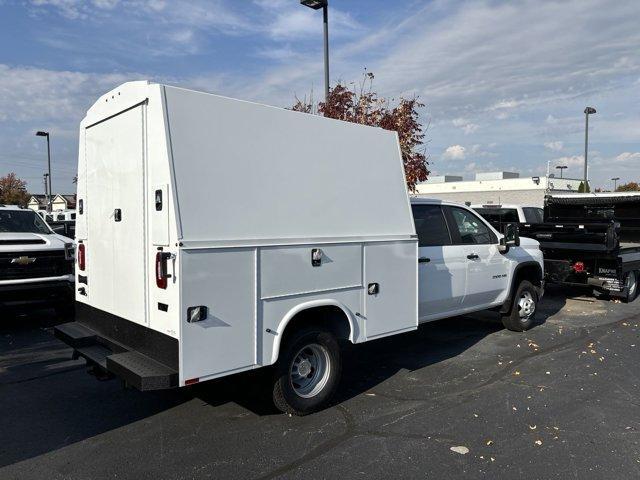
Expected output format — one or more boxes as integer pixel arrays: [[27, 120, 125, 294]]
[[519, 193, 640, 302]]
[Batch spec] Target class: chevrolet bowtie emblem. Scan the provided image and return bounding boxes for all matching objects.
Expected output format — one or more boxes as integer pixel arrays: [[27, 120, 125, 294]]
[[11, 256, 36, 265]]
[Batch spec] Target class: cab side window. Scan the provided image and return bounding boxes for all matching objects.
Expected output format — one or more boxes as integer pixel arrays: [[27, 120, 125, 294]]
[[411, 204, 452, 247], [447, 207, 495, 245]]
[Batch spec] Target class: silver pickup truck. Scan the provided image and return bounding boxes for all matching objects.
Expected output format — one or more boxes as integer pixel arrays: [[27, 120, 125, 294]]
[[0, 205, 75, 317]]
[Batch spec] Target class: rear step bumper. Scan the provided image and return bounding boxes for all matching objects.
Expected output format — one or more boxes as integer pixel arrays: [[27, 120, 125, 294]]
[[55, 321, 178, 390]]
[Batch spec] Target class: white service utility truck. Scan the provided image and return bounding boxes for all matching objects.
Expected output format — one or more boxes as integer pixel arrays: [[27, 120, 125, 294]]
[[55, 81, 543, 415]]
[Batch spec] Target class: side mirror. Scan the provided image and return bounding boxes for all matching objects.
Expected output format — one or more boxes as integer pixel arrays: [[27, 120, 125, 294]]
[[504, 223, 520, 247]]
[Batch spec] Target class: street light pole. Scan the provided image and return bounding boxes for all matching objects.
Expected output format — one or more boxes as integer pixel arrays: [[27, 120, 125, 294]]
[[43, 173, 49, 204], [301, 0, 329, 102], [322, 4, 329, 102], [555, 165, 567, 178], [36, 131, 52, 212], [583, 107, 596, 190], [612, 177, 620, 191]]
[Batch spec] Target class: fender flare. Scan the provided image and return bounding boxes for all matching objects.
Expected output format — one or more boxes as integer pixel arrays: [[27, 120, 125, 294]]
[[269, 299, 358, 365], [501, 261, 543, 314]]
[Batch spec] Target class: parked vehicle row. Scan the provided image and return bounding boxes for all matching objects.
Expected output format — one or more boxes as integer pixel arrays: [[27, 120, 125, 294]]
[[51, 81, 544, 416]]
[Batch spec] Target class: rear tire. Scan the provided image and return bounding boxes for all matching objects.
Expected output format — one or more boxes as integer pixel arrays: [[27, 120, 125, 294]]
[[502, 280, 538, 332], [272, 327, 342, 416], [623, 271, 638, 303]]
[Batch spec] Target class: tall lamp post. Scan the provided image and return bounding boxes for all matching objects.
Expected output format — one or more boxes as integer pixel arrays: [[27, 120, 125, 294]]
[[555, 165, 567, 178], [36, 131, 52, 212], [612, 177, 620, 191], [300, 0, 329, 102], [583, 107, 596, 190]]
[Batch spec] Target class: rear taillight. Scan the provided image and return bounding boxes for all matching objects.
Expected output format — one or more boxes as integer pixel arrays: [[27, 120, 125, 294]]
[[156, 252, 171, 289], [78, 243, 86, 271], [572, 261, 585, 273]]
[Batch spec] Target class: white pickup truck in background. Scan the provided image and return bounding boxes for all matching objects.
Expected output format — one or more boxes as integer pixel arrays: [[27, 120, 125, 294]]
[[55, 81, 544, 415], [0, 205, 75, 317], [472, 203, 544, 233]]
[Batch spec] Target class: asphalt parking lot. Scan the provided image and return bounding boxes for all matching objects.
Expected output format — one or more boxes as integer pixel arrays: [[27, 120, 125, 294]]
[[1, 286, 639, 480]]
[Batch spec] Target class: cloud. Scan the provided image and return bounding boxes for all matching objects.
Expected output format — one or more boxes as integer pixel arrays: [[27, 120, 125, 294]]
[[443, 145, 466, 160], [30, 0, 120, 19], [551, 155, 584, 168], [0, 64, 133, 123], [490, 99, 521, 110], [612, 152, 640, 164], [544, 141, 564, 152], [452, 118, 479, 135]]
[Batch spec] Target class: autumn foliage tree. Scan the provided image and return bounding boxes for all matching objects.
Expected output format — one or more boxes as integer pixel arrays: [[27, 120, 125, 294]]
[[616, 182, 640, 192], [0, 173, 29, 207], [292, 72, 429, 191]]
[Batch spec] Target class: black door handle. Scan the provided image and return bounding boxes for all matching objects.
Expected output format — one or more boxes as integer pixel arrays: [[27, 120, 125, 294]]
[[467, 253, 479, 260], [418, 257, 431, 263], [114, 208, 122, 222]]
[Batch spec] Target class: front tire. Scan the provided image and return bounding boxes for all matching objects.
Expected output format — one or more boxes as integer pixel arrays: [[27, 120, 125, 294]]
[[623, 270, 638, 303], [502, 280, 538, 332], [272, 327, 342, 416]]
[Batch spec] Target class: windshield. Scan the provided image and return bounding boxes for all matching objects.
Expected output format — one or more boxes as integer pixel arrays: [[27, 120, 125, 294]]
[[0, 210, 52, 234], [475, 208, 519, 223], [522, 207, 544, 223]]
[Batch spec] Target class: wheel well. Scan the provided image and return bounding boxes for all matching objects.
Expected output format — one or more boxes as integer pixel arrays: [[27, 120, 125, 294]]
[[281, 306, 351, 345], [515, 263, 542, 289], [499, 263, 543, 313]]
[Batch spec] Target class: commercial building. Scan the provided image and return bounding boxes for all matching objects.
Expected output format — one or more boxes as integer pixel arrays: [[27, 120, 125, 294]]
[[414, 172, 583, 207]]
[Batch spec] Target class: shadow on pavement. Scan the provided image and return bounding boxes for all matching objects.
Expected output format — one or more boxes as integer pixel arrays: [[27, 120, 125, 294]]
[[0, 308, 189, 468], [0, 290, 567, 468]]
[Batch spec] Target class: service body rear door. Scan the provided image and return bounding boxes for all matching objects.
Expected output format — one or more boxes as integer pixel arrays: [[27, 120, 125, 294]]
[[85, 105, 147, 325]]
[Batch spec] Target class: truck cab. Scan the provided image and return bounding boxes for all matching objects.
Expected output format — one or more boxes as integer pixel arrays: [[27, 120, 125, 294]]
[[0, 205, 75, 316], [414, 199, 544, 331], [472, 204, 544, 233]]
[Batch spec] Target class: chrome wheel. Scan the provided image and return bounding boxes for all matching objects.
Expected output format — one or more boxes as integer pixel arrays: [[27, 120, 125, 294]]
[[289, 343, 331, 398], [518, 291, 536, 320]]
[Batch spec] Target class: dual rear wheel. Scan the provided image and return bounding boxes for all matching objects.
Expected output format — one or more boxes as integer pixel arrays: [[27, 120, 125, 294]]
[[272, 327, 342, 416]]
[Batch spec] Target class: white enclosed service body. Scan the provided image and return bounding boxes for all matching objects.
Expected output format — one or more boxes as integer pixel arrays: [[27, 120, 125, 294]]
[[68, 81, 418, 387]]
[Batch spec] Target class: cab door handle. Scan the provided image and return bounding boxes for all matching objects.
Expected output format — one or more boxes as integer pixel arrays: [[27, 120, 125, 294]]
[[418, 257, 431, 263], [467, 253, 479, 260]]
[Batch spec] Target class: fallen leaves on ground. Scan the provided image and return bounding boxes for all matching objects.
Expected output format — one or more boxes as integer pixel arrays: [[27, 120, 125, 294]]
[[450, 446, 469, 455]]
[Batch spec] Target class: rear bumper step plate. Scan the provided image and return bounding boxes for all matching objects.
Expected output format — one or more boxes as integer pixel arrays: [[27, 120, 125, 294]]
[[54, 321, 178, 390]]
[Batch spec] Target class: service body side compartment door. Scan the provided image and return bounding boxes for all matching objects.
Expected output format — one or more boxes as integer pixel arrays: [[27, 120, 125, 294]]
[[363, 241, 418, 339], [180, 248, 257, 383]]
